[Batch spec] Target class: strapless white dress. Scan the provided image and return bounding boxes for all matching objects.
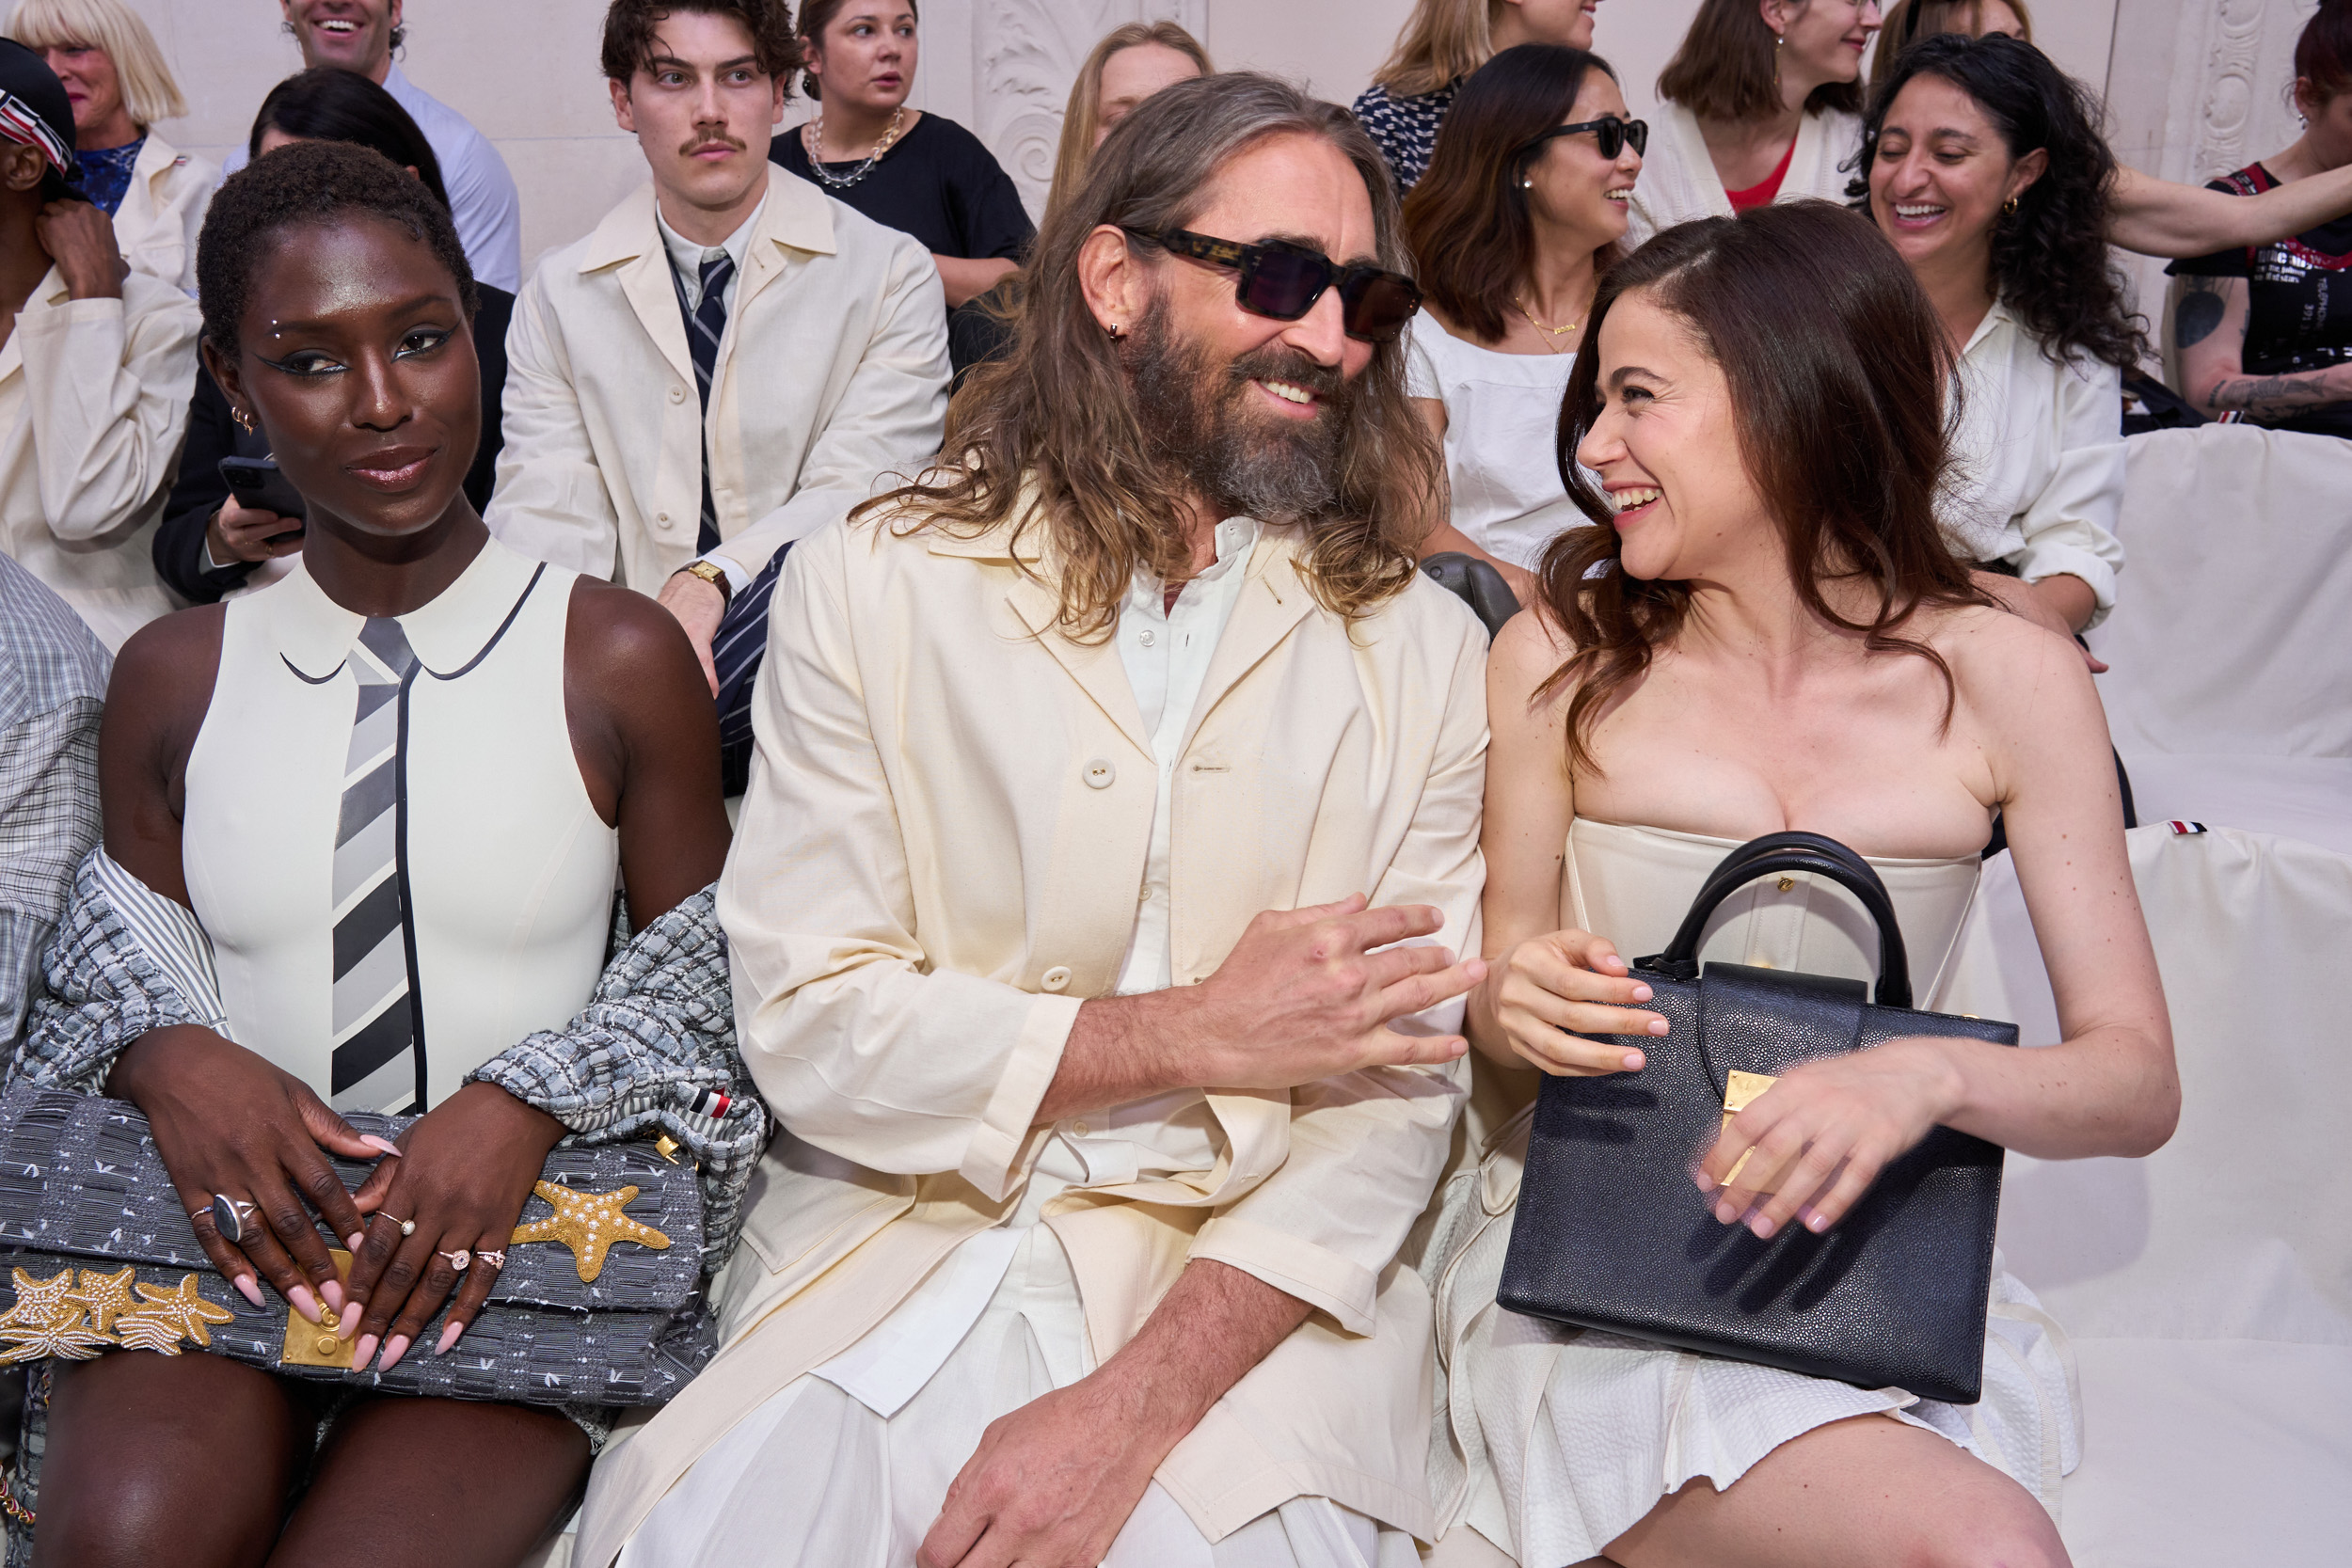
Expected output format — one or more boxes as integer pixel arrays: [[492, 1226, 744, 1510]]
[[1424, 820, 2079, 1566]]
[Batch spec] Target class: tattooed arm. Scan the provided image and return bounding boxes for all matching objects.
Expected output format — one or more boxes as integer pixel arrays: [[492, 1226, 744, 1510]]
[[2174, 274, 2352, 420]]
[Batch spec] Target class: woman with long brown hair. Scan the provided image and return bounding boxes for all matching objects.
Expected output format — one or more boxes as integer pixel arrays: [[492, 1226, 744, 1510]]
[[1628, 0, 1879, 242], [1402, 41, 1640, 604], [1870, 0, 2030, 81], [1423, 201, 2175, 1566]]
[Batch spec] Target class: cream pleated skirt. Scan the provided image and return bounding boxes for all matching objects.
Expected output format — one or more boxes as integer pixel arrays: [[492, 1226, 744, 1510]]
[[620, 1222, 1420, 1568]]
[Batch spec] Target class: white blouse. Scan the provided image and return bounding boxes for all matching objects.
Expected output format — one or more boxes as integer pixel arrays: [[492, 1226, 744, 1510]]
[[1406, 318, 1586, 573], [1944, 301, 2126, 627], [1626, 102, 1865, 245]]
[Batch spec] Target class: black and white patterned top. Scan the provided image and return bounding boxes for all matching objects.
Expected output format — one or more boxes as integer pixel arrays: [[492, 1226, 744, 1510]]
[[1351, 81, 1458, 197]]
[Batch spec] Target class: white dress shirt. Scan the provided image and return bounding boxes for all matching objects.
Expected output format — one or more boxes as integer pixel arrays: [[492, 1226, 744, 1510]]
[[657, 198, 767, 592], [220, 63, 522, 293], [1941, 300, 2127, 627]]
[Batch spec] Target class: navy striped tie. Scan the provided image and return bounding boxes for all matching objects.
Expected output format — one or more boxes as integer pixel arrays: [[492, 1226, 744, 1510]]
[[672, 246, 784, 796], [683, 252, 734, 553]]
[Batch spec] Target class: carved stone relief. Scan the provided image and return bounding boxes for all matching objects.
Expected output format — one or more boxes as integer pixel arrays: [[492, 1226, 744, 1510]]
[[967, 0, 1210, 214]]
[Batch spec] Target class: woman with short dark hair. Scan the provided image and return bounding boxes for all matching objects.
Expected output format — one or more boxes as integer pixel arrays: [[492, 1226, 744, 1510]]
[[20, 139, 742, 1566], [1425, 199, 2174, 1568], [153, 69, 515, 607], [1402, 42, 1641, 603]]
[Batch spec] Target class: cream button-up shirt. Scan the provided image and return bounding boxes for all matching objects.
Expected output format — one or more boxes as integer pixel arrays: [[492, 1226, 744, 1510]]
[[578, 499, 1490, 1561], [0, 266, 199, 649], [111, 132, 215, 295], [1942, 300, 2128, 627]]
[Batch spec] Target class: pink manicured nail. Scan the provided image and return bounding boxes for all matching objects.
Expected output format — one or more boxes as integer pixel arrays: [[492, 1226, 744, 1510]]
[[352, 1333, 377, 1367], [1648, 1018, 1670, 1036], [234, 1275, 265, 1308], [345, 1232, 366, 1252], [1714, 1200, 1739, 1224], [360, 1136, 402, 1157], [376, 1334, 410, 1372], [1801, 1206, 1829, 1233], [320, 1278, 343, 1314], [435, 1321, 465, 1355], [1748, 1214, 1776, 1240], [1620, 1051, 1645, 1071], [287, 1284, 320, 1323], [1631, 984, 1653, 1001]]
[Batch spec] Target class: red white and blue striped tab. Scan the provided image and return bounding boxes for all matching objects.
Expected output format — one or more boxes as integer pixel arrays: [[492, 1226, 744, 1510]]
[[2166, 821, 2208, 835]]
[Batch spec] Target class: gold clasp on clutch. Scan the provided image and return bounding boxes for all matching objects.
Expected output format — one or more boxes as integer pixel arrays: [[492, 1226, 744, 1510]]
[[1719, 1070, 1778, 1189], [279, 1250, 356, 1370]]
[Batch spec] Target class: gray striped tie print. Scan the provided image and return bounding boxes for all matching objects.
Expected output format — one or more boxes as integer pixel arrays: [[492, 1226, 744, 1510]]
[[329, 617, 419, 1112]]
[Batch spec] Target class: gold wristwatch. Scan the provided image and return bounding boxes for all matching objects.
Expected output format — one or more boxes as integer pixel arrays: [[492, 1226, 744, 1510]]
[[676, 558, 732, 604]]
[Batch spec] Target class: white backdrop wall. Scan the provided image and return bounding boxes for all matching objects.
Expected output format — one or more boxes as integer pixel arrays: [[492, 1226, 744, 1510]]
[[62, 0, 2281, 293]]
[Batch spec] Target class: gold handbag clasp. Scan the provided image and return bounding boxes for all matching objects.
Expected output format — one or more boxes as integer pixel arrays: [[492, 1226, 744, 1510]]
[[279, 1250, 357, 1369], [1719, 1071, 1778, 1188]]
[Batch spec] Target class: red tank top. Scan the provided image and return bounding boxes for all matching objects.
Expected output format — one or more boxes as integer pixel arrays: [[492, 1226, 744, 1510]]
[[1727, 136, 1798, 213]]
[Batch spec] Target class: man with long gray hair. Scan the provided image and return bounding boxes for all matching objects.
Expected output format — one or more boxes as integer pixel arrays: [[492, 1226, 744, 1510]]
[[578, 72, 1491, 1568]]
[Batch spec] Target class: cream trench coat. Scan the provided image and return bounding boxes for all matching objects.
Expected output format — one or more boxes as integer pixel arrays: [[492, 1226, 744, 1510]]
[[0, 265, 198, 649], [576, 506, 1491, 1563], [112, 132, 215, 294], [485, 166, 948, 589]]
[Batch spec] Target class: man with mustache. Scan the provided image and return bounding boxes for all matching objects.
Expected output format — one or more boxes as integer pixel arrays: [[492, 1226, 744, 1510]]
[[486, 0, 946, 794], [220, 2, 521, 291], [580, 72, 1488, 1568]]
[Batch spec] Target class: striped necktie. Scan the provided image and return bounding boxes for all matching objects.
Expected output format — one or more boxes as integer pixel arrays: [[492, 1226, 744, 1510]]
[[682, 251, 735, 554], [329, 617, 421, 1113]]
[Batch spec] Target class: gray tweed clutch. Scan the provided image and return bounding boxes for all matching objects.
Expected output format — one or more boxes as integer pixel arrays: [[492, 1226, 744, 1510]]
[[0, 1085, 715, 1407]]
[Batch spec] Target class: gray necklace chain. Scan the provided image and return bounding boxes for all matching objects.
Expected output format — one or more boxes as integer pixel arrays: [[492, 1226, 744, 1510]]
[[803, 105, 905, 189]]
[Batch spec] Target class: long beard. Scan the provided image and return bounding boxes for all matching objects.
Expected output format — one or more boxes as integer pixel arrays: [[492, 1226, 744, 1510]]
[[1125, 298, 1354, 524]]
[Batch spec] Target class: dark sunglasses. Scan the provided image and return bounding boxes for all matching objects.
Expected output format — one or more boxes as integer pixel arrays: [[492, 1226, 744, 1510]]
[[1123, 227, 1424, 343], [1520, 114, 1649, 162]]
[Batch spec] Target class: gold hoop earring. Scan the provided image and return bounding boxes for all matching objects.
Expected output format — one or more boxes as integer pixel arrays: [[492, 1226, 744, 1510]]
[[232, 407, 257, 435], [2002, 196, 2019, 216]]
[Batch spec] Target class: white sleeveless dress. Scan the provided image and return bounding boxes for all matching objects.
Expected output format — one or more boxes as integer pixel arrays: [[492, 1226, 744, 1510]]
[[1425, 820, 2079, 1566], [180, 536, 618, 1112]]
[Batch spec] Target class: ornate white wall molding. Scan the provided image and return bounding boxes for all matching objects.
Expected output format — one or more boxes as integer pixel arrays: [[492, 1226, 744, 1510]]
[[961, 0, 1210, 214]]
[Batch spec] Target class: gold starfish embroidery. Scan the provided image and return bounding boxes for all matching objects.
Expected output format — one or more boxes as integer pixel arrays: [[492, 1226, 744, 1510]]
[[508, 1180, 670, 1282], [66, 1266, 138, 1334], [0, 1268, 111, 1363], [113, 1275, 235, 1355]]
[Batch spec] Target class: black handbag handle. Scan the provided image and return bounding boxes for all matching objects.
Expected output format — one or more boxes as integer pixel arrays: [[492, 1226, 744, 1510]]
[[1646, 832, 1914, 1008]]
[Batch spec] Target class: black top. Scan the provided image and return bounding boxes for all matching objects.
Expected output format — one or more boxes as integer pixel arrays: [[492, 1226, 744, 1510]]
[[770, 111, 1033, 261], [155, 284, 515, 604], [2168, 162, 2352, 441]]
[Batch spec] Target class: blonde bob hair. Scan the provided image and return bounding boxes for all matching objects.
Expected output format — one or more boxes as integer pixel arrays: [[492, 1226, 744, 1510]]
[[7, 0, 187, 125], [1046, 21, 1211, 224], [1373, 0, 1507, 99]]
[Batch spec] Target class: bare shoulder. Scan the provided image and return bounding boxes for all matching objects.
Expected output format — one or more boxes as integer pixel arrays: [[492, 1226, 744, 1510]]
[[108, 603, 225, 721], [1489, 601, 1576, 691], [1930, 600, 2104, 732], [563, 576, 703, 692]]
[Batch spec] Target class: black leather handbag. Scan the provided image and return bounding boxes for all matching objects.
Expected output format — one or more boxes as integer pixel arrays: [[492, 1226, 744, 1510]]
[[1495, 832, 2014, 1404]]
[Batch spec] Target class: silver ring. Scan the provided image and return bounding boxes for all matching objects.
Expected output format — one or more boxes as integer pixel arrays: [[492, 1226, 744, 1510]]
[[438, 1248, 470, 1273], [382, 1212, 415, 1238], [210, 1194, 257, 1244], [474, 1249, 505, 1269]]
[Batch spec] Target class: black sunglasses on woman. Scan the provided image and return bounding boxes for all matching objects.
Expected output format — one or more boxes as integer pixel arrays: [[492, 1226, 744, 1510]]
[[1519, 114, 1649, 163], [1121, 226, 1425, 343]]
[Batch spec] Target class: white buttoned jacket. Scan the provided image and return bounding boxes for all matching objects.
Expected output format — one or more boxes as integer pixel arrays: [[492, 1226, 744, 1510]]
[[485, 166, 948, 590], [577, 498, 1489, 1560]]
